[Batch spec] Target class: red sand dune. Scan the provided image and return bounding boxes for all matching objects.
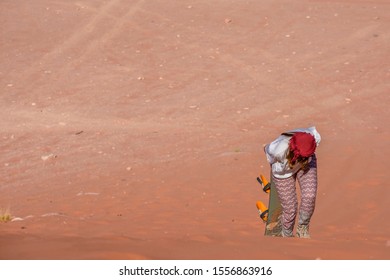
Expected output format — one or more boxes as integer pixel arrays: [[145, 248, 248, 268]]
[[0, 0, 389, 259]]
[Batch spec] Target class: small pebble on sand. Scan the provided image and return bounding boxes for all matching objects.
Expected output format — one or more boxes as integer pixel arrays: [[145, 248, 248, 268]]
[[41, 154, 56, 161]]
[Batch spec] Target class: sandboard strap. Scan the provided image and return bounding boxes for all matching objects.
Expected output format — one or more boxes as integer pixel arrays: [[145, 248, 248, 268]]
[[260, 209, 269, 221], [257, 176, 271, 193]]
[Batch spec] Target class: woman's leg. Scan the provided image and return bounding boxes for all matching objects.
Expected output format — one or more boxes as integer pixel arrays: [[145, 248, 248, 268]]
[[272, 174, 298, 237], [296, 154, 318, 237]]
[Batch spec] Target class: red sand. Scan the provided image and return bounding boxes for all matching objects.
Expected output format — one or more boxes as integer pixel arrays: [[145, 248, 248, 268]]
[[0, 0, 389, 260]]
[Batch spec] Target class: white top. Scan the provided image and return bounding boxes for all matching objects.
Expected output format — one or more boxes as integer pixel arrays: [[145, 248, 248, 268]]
[[264, 126, 321, 179]]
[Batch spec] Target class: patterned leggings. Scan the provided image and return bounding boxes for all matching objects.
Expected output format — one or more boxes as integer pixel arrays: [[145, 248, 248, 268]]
[[272, 155, 318, 237]]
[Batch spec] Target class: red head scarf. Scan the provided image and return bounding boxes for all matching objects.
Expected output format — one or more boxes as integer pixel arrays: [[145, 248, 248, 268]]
[[289, 132, 316, 164]]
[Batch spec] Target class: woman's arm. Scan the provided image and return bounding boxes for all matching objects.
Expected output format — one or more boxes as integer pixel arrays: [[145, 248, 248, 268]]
[[264, 135, 289, 164]]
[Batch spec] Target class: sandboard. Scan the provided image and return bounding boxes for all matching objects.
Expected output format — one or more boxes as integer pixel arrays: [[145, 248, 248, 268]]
[[256, 174, 283, 236]]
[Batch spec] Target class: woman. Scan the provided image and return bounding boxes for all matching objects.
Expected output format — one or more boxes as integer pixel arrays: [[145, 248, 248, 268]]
[[264, 126, 321, 238]]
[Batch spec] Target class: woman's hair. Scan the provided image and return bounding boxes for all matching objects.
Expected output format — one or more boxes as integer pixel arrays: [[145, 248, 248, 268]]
[[286, 149, 309, 170]]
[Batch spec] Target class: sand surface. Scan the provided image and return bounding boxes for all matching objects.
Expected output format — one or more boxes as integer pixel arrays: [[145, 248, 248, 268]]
[[0, 0, 389, 260]]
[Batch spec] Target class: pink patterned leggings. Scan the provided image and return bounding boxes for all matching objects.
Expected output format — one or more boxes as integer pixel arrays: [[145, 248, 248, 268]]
[[272, 155, 318, 237]]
